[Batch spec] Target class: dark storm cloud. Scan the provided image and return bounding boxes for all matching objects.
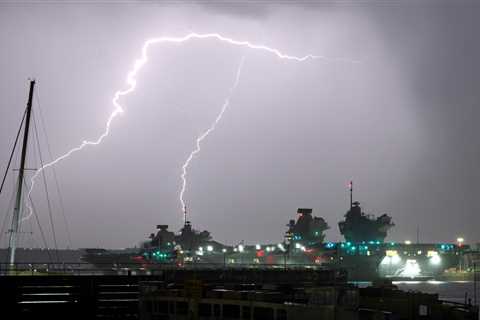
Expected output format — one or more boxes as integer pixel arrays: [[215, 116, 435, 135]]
[[195, 0, 346, 20], [196, 1, 271, 19], [359, 2, 480, 242]]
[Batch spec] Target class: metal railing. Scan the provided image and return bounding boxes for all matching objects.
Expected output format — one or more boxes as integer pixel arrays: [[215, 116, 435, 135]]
[[0, 261, 343, 276]]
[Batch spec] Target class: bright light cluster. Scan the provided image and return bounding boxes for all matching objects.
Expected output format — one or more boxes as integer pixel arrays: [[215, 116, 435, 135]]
[[381, 250, 401, 265], [428, 251, 441, 265], [400, 259, 421, 278], [381, 256, 401, 265]]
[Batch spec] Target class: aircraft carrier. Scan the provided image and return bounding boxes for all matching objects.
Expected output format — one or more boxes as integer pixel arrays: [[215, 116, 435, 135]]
[[81, 194, 468, 281]]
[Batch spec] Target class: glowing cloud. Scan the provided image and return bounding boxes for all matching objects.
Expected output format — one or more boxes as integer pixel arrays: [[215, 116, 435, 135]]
[[22, 32, 349, 223]]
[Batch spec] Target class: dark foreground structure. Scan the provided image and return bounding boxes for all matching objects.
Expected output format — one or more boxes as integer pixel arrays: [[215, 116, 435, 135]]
[[0, 268, 477, 320]]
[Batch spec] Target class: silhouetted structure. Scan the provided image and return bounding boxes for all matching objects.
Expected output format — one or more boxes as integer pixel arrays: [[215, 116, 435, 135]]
[[144, 222, 214, 252], [175, 221, 212, 251], [338, 201, 394, 243], [148, 225, 175, 248], [7, 80, 35, 268], [286, 208, 329, 244]]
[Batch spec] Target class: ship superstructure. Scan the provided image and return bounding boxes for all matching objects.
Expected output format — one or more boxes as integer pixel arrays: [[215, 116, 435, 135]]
[[338, 201, 394, 243], [81, 186, 466, 281], [286, 208, 329, 245]]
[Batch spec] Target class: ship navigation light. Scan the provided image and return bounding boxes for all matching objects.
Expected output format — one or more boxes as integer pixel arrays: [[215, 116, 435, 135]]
[[325, 242, 335, 249], [440, 244, 454, 251]]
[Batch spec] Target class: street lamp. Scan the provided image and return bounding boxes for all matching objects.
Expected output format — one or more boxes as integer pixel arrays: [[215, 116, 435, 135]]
[[457, 238, 465, 271], [222, 248, 227, 268]]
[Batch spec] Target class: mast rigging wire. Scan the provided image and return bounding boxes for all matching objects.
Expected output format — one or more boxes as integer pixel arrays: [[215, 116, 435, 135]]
[[22, 178, 53, 263], [0, 184, 17, 247], [0, 108, 27, 196], [32, 111, 60, 262], [34, 88, 73, 249]]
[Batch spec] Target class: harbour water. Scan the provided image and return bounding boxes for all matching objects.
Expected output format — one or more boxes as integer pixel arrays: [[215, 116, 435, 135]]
[[395, 281, 477, 305], [356, 280, 478, 304], [396, 281, 480, 320]]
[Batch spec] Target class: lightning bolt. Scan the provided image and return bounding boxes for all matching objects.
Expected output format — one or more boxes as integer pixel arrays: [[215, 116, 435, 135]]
[[180, 56, 245, 222], [22, 32, 352, 223]]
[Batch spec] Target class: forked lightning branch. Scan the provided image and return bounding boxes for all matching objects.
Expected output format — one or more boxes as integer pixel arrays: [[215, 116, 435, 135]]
[[23, 33, 336, 224]]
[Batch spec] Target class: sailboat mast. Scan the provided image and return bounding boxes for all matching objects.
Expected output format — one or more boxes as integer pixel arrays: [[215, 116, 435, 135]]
[[8, 80, 35, 267]]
